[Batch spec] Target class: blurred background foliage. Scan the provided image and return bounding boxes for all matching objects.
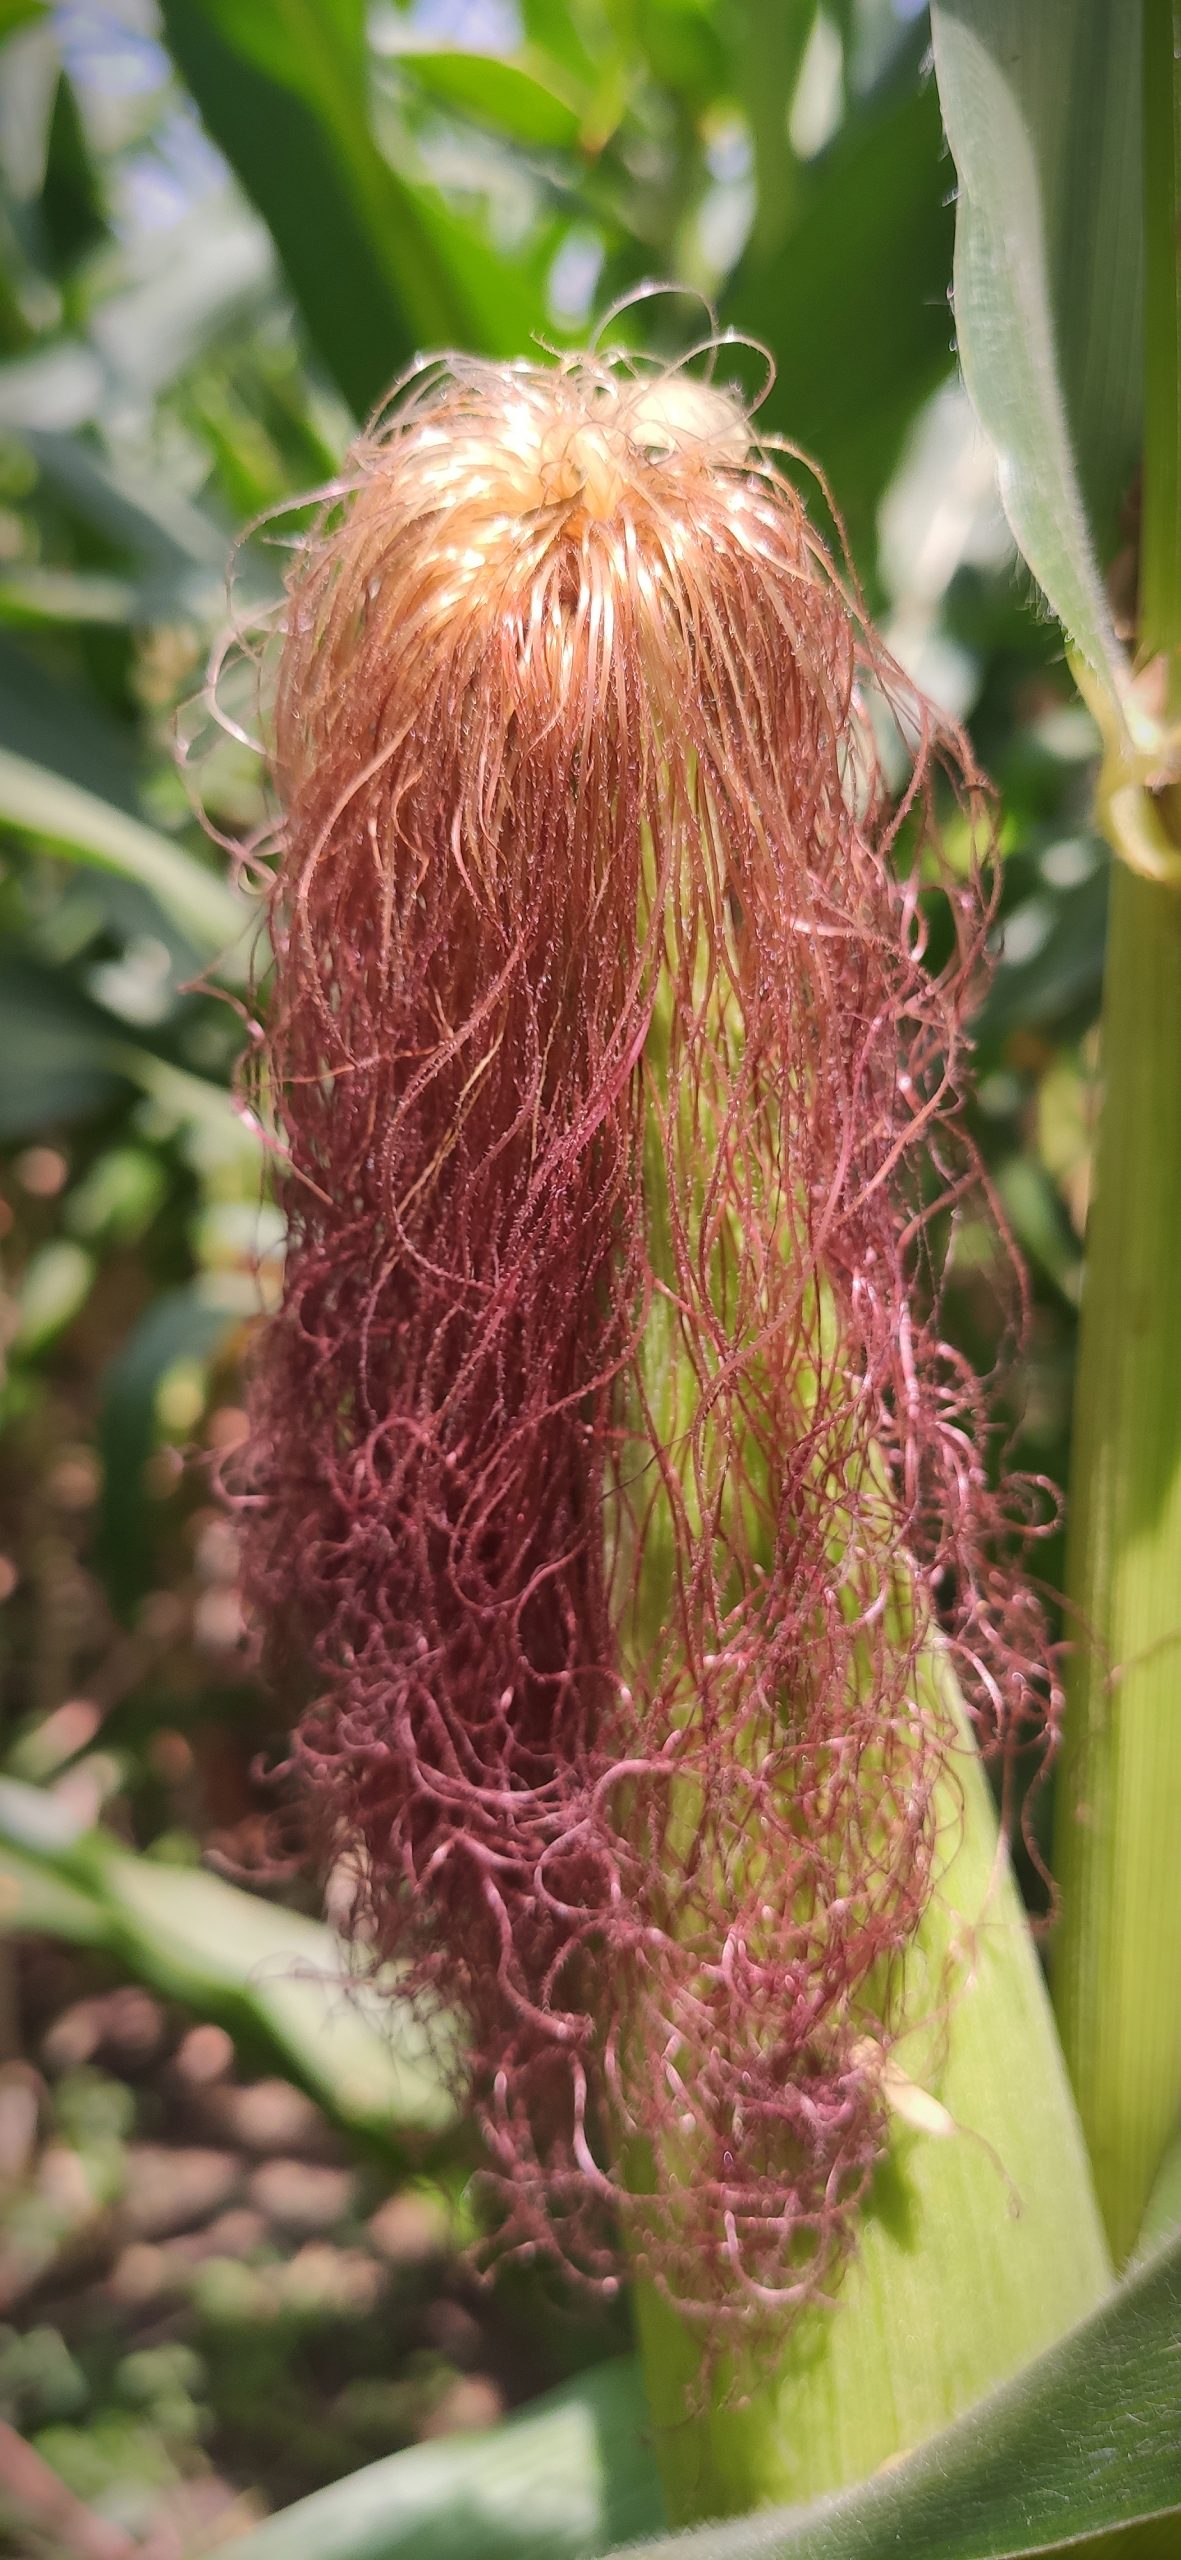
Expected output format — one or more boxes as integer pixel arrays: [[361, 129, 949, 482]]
[[0, 0, 1113, 2546]]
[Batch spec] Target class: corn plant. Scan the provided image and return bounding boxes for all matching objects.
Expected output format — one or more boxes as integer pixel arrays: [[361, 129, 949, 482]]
[[0, 4, 1176, 2555]]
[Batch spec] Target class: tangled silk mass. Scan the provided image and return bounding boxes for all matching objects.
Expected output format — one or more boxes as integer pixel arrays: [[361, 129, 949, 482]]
[[217, 342, 1059, 2319]]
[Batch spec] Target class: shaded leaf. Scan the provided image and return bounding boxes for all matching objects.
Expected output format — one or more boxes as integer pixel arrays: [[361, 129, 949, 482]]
[[978, 856, 1109, 1037], [726, 39, 954, 567], [95, 1277, 248, 1618], [219, 2359, 663, 2560], [0, 630, 143, 813], [0, 953, 127, 1136], [186, 2241, 1181, 2560], [39, 69, 107, 273]]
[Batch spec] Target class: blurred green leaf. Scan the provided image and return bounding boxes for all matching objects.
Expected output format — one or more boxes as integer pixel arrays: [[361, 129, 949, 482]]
[[395, 46, 584, 148], [0, 1777, 458, 2162], [0, 566, 137, 628], [978, 858, 1109, 1037], [929, 0, 1139, 700], [731, 0, 816, 259], [609, 2233, 1181, 2558], [39, 70, 106, 275], [89, 195, 276, 402], [11, 1236, 94, 1353], [0, 743, 248, 957], [515, 0, 598, 83], [0, 1839, 107, 1940], [0, 630, 143, 812], [0, 953, 127, 1135], [158, 0, 547, 417], [727, 39, 954, 565], [195, 2240, 1181, 2560], [219, 2359, 663, 2560], [66, 1143, 168, 1244], [16, 429, 227, 589], [95, 1277, 247, 1618], [0, 0, 46, 34], [995, 1153, 1081, 1307]]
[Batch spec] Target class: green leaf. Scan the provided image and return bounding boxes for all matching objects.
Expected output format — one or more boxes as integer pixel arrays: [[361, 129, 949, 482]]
[[11, 1236, 95, 1353], [0, 0, 46, 35], [0, 1778, 457, 2162], [726, 39, 955, 568], [158, 0, 547, 417], [1138, 2125, 1181, 2261], [0, 629, 144, 812], [95, 1278, 247, 1618], [172, 2242, 1181, 2560], [609, 2233, 1181, 2558], [215, 2359, 664, 2560], [39, 69, 107, 273], [731, 0, 816, 259], [18, 428, 227, 589], [0, 566, 137, 627], [929, 0, 1140, 705], [0, 953, 127, 1136], [97, 1856, 455, 2155], [0, 1837, 108, 1941], [0, 743, 248, 958], [392, 45, 584, 149]]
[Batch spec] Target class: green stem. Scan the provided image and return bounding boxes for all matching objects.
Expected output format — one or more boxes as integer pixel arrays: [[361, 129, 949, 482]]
[[1052, 0, 1181, 2268], [1140, 0, 1181, 696], [1053, 861, 1181, 2260]]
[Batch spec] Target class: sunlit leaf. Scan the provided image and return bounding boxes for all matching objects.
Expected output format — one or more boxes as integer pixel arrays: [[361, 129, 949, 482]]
[[159, 0, 550, 416], [0, 1778, 458, 2161], [392, 45, 584, 149], [91, 194, 276, 400], [929, 0, 1140, 703], [0, 566, 137, 626], [11, 1236, 95, 1353], [0, 0, 46, 39]]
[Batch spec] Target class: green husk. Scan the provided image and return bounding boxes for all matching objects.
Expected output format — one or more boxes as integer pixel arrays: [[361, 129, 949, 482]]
[[633, 1644, 1109, 2522], [618, 933, 1109, 2526]]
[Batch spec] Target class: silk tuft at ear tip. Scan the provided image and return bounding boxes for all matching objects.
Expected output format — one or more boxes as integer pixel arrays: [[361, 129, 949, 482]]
[[224, 342, 1061, 2324]]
